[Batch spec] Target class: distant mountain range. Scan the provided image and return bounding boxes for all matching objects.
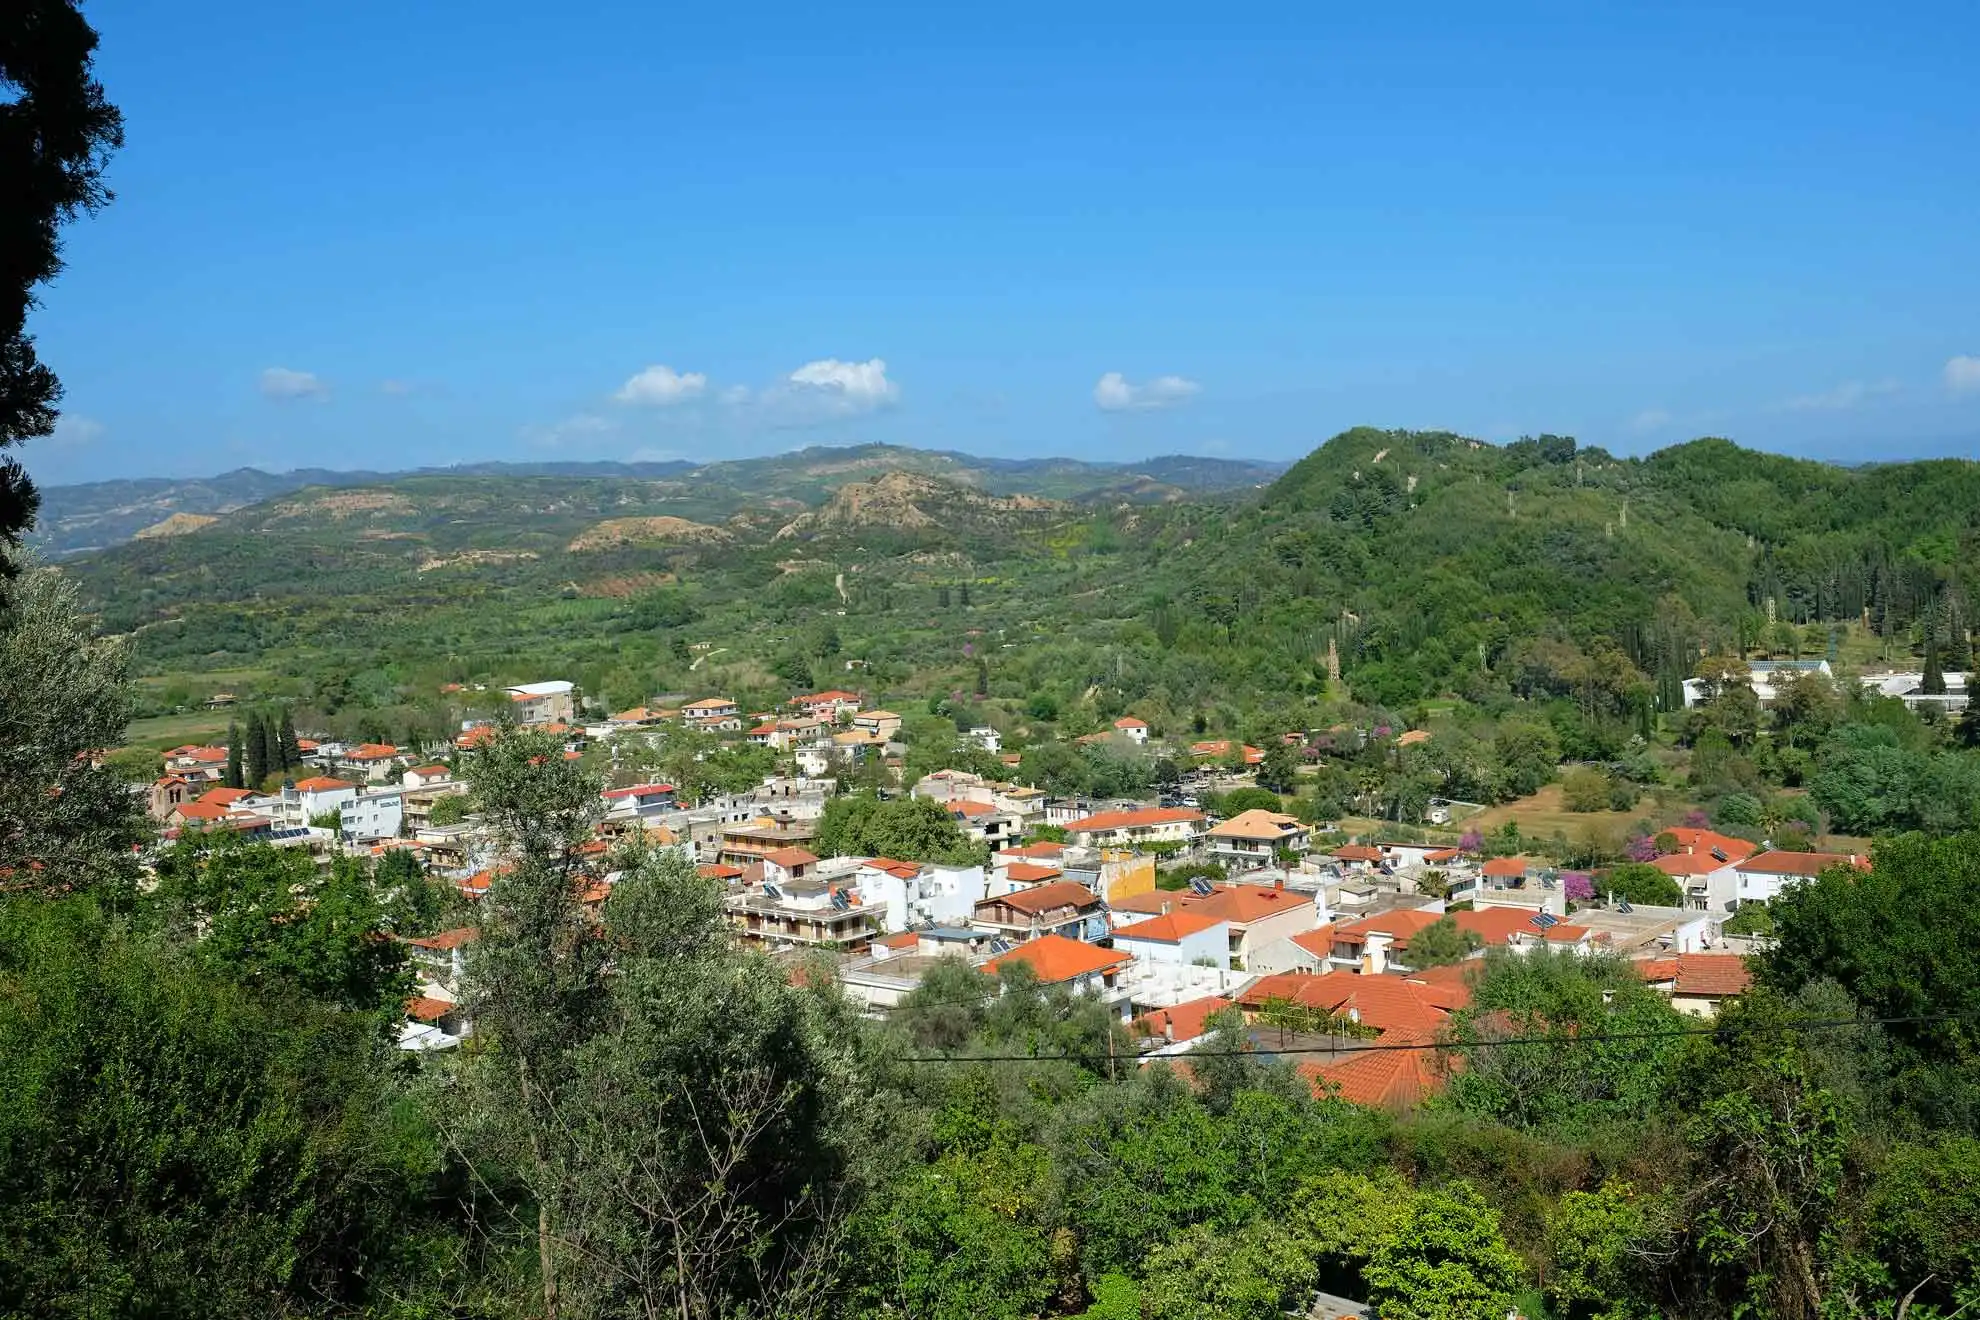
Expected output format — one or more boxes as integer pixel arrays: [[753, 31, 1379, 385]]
[[29, 444, 1288, 556]]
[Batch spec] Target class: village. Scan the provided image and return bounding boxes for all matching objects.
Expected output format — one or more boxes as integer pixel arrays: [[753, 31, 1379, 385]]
[[129, 672, 1877, 1111]]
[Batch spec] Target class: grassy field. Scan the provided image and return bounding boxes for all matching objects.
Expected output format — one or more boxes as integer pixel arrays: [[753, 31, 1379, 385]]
[[1462, 784, 1693, 841], [125, 710, 234, 749]]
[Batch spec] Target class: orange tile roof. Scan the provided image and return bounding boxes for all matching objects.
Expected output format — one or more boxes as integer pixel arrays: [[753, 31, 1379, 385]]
[[1422, 847, 1461, 863], [1332, 908, 1445, 946], [1115, 911, 1224, 942], [1003, 862, 1063, 884], [948, 799, 995, 817], [406, 927, 477, 951], [875, 930, 922, 951], [1736, 849, 1867, 875], [456, 726, 497, 749], [1333, 844, 1384, 862], [985, 881, 1101, 915], [1114, 716, 1148, 729], [1208, 809, 1306, 841], [601, 781, 674, 799], [406, 996, 455, 1023], [1480, 855, 1533, 877], [196, 787, 258, 806], [347, 742, 399, 760], [1001, 842, 1065, 860], [1066, 806, 1204, 833], [172, 801, 229, 821], [1135, 995, 1232, 1043], [1190, 884, 1314, 925], [864, 857, 925, 880], [1637, 953, 1753, 997], [981, 934, 1128, 984], [1238, 970, 1465, 1034], [761, 847, 819, 868], [1289, 925, 1339, 959], [406, 764, 451, 777], [698, 863, 745, 881], [1660, 828, 1757, 863], [1395, 729, 1432, 746], [178, 746, 228, 763], [1650, 851, 1728, 877], [1453, 907, 1592, 945], [293, 775, 353, 792], [1300, 1026, 1441, 1109]]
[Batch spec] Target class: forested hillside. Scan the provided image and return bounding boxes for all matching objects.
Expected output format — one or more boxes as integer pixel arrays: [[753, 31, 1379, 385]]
[[63, 429, 1980, 751]]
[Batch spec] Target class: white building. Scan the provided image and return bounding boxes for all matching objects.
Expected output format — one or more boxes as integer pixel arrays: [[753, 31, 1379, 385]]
[[1111, 910, 1231, 970], [965, 726, 1003, 754], [854, 858, 986, 933], [1682, 659, 1832, 708], [1732, 849, 1865, 906], [341, 788, 404, 842], [1112, 717, 1150, 746]]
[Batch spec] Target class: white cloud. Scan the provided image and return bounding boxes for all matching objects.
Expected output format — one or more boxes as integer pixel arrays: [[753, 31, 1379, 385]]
[[1781, 379, 1899, 412], [786, 357, 900, 411], [49, 414, 105, 447], [1626, 408, 1672, 435], [1946, 355, 1980, 395], [521, 412, 617, 448], [615, 364, 708, 406], [259, 366, 329, 401], [1094, 371, 1201, 412], [720, 384, 751, 406]]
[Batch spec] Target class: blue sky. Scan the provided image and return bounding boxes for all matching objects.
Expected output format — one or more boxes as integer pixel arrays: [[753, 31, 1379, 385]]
[[29, 0, 1980, 483]]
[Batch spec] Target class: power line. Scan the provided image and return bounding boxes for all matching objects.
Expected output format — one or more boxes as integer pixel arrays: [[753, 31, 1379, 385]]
[[889, 1010, 1967, 1066]]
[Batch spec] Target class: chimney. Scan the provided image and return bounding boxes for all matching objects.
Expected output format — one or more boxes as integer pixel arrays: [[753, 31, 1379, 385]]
[[1274, 874, 1284, 891], [1160, 900, 1172, 916]]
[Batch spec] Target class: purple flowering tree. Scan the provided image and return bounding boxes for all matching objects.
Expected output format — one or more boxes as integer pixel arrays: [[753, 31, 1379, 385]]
[[1458, 827, 1483, 854], [1563, 872, 1595, 901], [1624, 835, 1659, 862], [1682, 809, 1711, 829]]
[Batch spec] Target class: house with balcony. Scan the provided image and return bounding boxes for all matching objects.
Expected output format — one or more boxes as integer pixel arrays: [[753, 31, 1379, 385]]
[[726, 876, 878, 952], [854, 857, 986, 932], [340, 788, 404, 843], [1206, 809, 1311, 868], [971, 881, 1106, 944], [1062, 805, 1205, 850]]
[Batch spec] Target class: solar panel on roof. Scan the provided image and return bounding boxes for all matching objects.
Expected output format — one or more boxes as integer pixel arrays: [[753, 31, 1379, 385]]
[[1530, 911, 1560, 929], [762, 883, 782, 900], [830, 891, 849, 910], [1710, 847, 1729, 862], [1616, 898, 1633, 913], [1188, 877, 1214, 896], [989, 938, 1012, 954]]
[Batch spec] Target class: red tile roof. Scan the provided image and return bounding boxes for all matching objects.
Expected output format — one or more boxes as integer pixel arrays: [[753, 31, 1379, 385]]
[[1480, 855, 1533, 877], [1003, 862, 1063, 884], [1332, 908, 1445, 946], [1065, 806, 1204, 833], [948, 799, 995, 817], [981, 933, 1128, 984], [406, 996, 455, 1023], [761, 847, 819, 868], [1115, 911, 1224, 942], [864, 857, 925, 880], [1238, 970, 1466, 1034], [1289, 925, 1339, 959], [1736, 849, 1867, 876], [601, 782, 674, 799], [1660, 828, 1757, 864], [1300, 1027, 1441, 1109], [347, 743, 399, 760], [1135, 995, 1232, 1043], [1209, 809, 1306, 841], [406, 764, 451, 777], [1422, 847, 1461, 863], [1190, 884, 1313, 925], [293, 775, 353, 792], [1453, 907, 1592, 945], [1333, 844, 1384, 862], [406, 927, 477, 951], [196, 787, 258, 807], [984, 881, 1101, 915], [1114, 716, 1148, 729], [172, 801, 229, 821], [698, 863, 745, 881], [1636, 953, 1753, 997]]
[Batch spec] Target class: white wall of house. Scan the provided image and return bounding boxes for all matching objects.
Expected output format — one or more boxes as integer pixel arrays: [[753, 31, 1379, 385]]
[[341, 790, 404, 841], [1113, 919, 1231, 970]]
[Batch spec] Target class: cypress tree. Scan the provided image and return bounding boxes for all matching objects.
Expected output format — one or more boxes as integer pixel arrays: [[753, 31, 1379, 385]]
[[224, 722, 244, 789], [245, 711, 271, 787], [277, 707, 302, 770]]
